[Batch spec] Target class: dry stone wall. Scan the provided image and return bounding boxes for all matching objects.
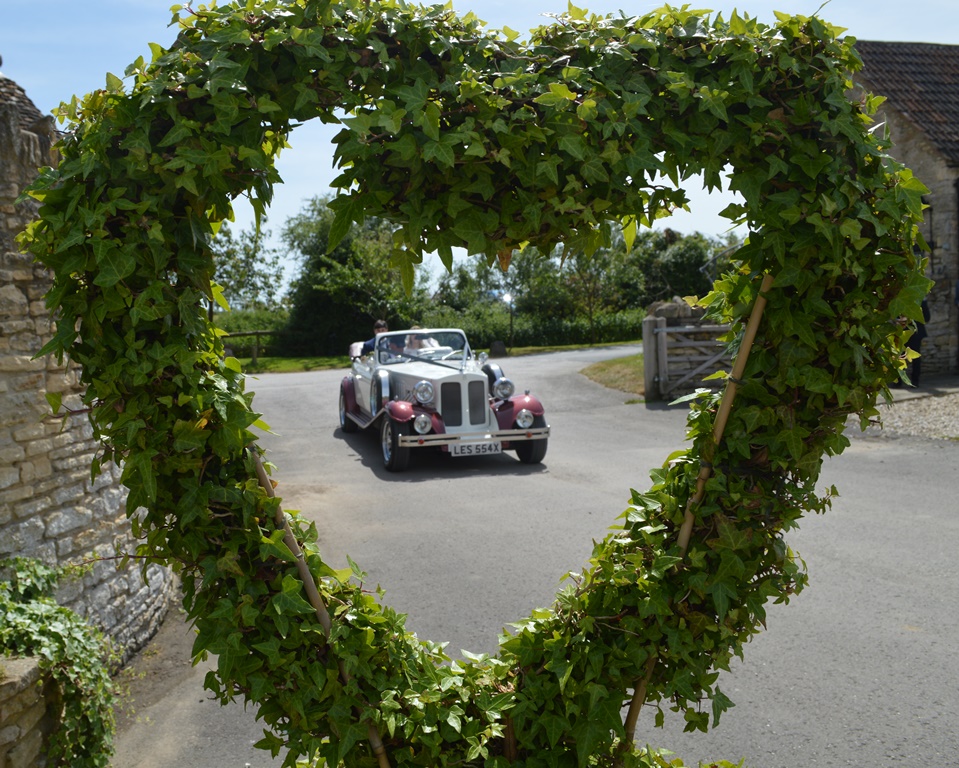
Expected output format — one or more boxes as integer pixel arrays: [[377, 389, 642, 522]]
[[0, 657, 58, 768], [1, 74, 176, 661]]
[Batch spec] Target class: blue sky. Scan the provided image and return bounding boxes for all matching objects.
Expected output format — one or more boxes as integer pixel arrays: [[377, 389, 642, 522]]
[[2, 0, 957, 280]]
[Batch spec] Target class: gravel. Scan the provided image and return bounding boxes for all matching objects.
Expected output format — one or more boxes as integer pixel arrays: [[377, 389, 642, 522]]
[[852, 390, 959, 441]]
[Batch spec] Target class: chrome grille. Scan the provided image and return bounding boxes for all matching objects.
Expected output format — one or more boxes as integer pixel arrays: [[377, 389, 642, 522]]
[[468, 381, 486, 425], [441, 382, 462, 426]]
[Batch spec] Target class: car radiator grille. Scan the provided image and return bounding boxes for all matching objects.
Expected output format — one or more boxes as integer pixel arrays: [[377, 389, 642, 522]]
[[440, 381, 487, 427]]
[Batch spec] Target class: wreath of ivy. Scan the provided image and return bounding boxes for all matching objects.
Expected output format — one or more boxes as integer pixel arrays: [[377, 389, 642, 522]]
[[18, 1, 931, 766]]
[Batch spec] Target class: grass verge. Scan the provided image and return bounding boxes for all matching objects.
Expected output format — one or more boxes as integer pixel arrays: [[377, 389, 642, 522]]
[[580, 353, 645, 398], [237, 343, 644, 398]]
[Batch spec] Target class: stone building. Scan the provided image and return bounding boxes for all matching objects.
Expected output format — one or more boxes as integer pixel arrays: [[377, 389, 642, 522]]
[[1, 67, 176, 659], [855, 41, 959, 376]]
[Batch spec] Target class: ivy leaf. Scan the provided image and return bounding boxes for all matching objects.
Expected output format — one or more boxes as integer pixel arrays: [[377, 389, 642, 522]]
[[543, 712, 567, 747], [327, 195, 366, 253], [271, 574, 316, 616], [423, 102, 442, 141], [709, 580, 738, 619], [711, 687, 736, 727], [91, 241, 135, 287], [172, 420, 210, 453], [105, 72, 124, 93], [534, 83, 577, 108], [125, 449, 158, 504], [423, 138, 456, 168], [559, 134, 587, 160]]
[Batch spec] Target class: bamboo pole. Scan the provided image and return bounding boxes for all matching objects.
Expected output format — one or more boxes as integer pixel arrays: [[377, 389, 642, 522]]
[[251, 450, 392, 768], [675, 272, 775, 556], [620, 272, 775, 756]]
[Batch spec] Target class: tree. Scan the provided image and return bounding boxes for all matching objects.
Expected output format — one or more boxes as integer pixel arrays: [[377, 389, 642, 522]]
[[564, 247, 617, 343], [210, 221, 284, 311], [279, 196, 432, 356], [432, 255, 505, 312], [506, 248, 574, 321], [621, 229, 718, 307]]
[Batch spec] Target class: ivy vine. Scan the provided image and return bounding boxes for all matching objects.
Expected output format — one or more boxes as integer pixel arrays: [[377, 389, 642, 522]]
[[18, 1, 929, 767], [0, 558, 116, 767]]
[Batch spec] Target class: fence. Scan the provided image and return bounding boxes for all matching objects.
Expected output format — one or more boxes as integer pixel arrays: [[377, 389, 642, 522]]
[[223, 330, 273, 364], [642, 316, 732, 401]]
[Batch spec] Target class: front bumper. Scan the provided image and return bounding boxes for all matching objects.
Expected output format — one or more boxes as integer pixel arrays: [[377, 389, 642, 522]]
[[397, 425, 550, 449]]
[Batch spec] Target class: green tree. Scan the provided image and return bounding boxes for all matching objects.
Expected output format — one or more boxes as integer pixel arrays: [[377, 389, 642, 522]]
[[507, 248, 574, 321], [279, 196, 432, 356], [211, 221, 284, 311], [432, 256, 505, 312], [564, 247, 618, 343], [617, 229, 720, 307]]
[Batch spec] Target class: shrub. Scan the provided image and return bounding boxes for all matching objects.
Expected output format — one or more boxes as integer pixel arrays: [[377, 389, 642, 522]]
[[0, 558, 116, 767]]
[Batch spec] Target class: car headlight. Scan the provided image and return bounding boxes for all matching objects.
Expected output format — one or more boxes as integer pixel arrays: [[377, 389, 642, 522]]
[[492, 377, 515, 399], [515, 408, 535, 429], [413, 380, 434, 404], [413, 413, 432, 434]]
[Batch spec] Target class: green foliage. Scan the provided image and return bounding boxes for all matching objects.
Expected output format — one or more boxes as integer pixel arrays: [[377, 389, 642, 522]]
[[0, 558, 116, 767], [613, 230, 724, 309], [216, 307, 289, 357], [211, 220, 286, 311], [279, 195, 433, 356], [432, 229, 729, 347], [17, 2, 930, 767]]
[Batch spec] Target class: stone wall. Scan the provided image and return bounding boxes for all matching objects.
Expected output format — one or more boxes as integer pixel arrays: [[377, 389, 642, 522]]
[[1, 74, 176, 663], [0, 658, 58, 768], [863, 87, 959, 375]]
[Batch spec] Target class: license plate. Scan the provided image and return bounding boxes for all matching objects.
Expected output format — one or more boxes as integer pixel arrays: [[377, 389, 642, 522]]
[[450, 441, 502, 456]]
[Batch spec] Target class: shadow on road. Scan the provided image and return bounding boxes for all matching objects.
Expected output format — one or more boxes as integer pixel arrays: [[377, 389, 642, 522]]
[[336, 427, 550, 482]]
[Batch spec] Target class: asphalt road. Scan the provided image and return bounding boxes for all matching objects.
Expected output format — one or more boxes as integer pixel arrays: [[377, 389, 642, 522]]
[[112, 347, 959, 768]]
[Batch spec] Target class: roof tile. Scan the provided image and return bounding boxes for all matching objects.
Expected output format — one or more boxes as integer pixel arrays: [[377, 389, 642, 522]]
[[856, 40, 959, 165]]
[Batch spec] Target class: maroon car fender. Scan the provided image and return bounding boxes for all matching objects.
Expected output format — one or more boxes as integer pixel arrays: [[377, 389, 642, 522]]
[[340, 376, 357, 413], [384, 399, 415, 423], [494, 393, 545, 430]]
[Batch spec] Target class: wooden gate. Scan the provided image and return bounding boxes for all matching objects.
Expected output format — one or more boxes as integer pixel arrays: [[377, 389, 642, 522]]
[[642, 316, 732, 400]]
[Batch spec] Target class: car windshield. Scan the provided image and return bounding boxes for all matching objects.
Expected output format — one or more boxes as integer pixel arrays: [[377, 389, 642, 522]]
[[375, 329, 469, 364]]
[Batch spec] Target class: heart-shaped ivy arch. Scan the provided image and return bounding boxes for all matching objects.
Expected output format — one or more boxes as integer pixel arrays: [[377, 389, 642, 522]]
[[20, 1, 930, 766]]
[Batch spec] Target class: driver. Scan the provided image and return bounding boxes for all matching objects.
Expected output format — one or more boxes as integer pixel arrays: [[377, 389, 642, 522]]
[[381, 336, 406, 362]]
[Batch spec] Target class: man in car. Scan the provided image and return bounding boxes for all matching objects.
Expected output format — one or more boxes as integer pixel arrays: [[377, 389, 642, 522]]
[[382, 335, 407, 362], [360, 319, 388, 355]]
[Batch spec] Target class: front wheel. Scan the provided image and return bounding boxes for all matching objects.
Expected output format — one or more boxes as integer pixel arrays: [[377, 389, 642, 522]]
[[514, 416, 548, 464], [381, 417, 411, 472]]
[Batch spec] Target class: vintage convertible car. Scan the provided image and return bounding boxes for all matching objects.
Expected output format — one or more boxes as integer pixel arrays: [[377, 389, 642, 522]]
[[338, 328, 549, 471]]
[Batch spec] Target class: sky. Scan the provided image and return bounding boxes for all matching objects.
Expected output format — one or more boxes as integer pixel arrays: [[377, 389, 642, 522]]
[[3, 0, 958, 284]]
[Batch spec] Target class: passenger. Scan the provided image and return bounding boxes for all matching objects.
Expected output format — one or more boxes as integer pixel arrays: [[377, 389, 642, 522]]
[[406, 326, 439, 351]]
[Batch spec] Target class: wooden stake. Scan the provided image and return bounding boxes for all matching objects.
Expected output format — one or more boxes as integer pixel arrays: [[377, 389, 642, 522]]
[[620, 272, 775, 757], [675, 272, 774, 556]]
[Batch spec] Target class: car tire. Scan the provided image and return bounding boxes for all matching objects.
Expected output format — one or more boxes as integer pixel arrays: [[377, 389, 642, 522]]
[[339, 385, 358, 433], [514, 415, 548, 464], [381, 416, 411, 472]]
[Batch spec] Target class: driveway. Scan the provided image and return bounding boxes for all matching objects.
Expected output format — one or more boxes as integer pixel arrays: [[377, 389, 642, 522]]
[[112, 348, 959, 767]]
